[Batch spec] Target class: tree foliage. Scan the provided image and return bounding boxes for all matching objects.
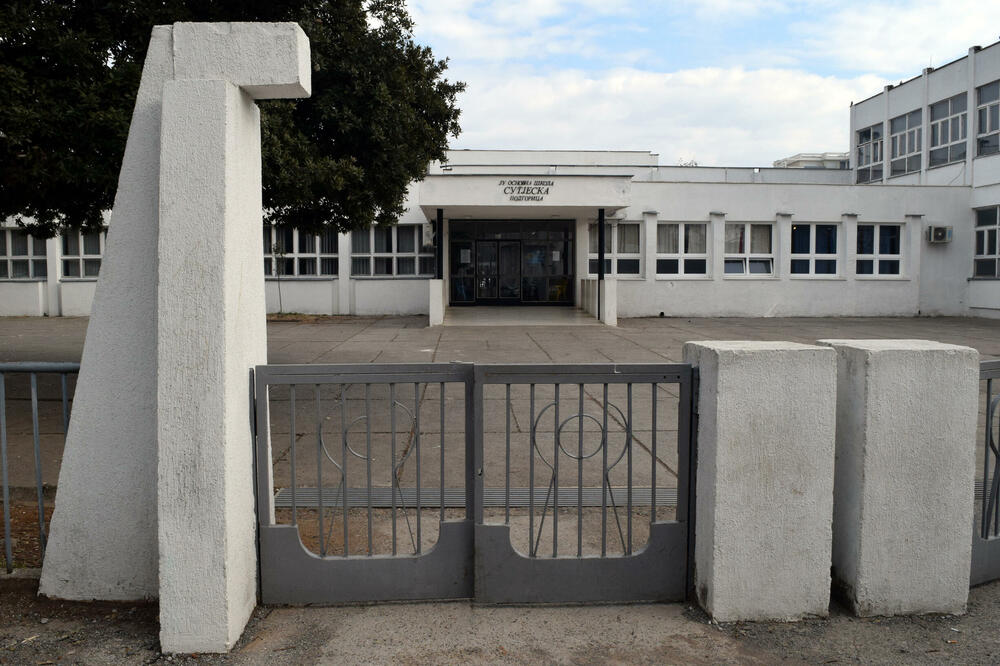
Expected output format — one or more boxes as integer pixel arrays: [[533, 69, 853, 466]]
[[0, 0, 464, 237]]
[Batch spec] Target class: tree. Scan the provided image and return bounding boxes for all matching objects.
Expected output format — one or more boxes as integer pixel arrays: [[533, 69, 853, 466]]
[[0, 0, 464, 237]]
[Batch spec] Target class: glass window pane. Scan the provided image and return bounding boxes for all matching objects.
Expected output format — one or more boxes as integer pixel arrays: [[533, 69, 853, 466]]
[[991, 105, 999, 133], [930, 100, 949, 122], [0, 231, 5, 256], [276, 227, 293, 254], [929, 146, 948, 167], [617, 258, 640, 274], [908, 109, 921, 127], [352, 229, 371, 254], [750, 225, 771, 254], [320, 229, 338, 254], [33, 259, 46, 277], [977, 208, 998, 227], [748, 259, 772, 274], [374, 227, 393, 253], [281, 258, 294, 276], [951, 141, 966, 162], [683, 258, 706, 274], [351, 256, 370, 276], [979, 82, 999, 105], [657, 224, 679, 253], [263, 226, 272, 252], [871, 124, 882, 141], [84, 259, 102, 277], [815, 225, 837, 254], [617, 224, 640, 253], [297, 257, 316, 275], [724, 259, 745, 274], [396, 256, 415, 275], [815, 259, 837, 274], [791, 225, 810, 254], [321, 257, 337, 275], [264, 258, 272, 275], [397, 226, 416, 253], [878, 260, 900, 275], [980, 134, 1000, 156], [419, 256, 435, 275], [974, 259, 997, 277], [890, 115, 906, 134], [11, 259, 29, 277], [953, 93, 966, 114], [298, 231, 315, 254], [589, 224, 597, 252], [989, 229, 998, 255], [857, 225, 875, 255], [724, 224, 745, 254], [790, 259, 810, 274], [656, 258, 678, 274], [856, 259, 874, 274], [11, 231, 28, 256], [685, 224, 707, 254], [33, 236, 47, 256], [907, 155, 920, 173], [374, 257, 393, 275], [63, 259, 80, 277], [879, 225, 901, 255], [978, 230, 987, 255], [0, 261, 7, 278]]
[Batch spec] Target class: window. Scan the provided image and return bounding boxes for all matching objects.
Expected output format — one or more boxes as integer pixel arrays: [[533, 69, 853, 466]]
[[929, 93, 967, 167], [856, 123, 883, 183], [724, 223, 773, 275], [889, 110, 921, 176], [587, 222, 641, 276], [351, 225, 434, 277], [0, 228, 46, 280], [975, 207, 999, 278], [61, 229, 105, 278], [977, 81, 1000, 157], [790, 223, 838, 276], [655, 222, 708, 276], [856, 224, 902, 276], [264, 226, 338, 277]]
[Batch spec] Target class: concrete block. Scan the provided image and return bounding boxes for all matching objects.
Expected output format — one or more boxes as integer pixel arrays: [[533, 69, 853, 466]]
[[683, 341, 836, 622], [428, 279, 445, 326], [819, 339, 979, 617]]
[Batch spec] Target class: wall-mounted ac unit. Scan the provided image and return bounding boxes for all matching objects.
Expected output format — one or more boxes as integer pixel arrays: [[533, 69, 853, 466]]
[[926, 226, 953, 243]]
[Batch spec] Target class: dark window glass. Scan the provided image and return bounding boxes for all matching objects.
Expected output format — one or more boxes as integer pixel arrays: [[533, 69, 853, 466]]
[[276, 227, 293, 254], [790, 259, 810, 274], [33, 237, 46, 256], [297, 258, 316, 275], [989, 229, 998, 255], [263, 258, 271, 275], [879, 226, 901, 254], [871, 163, 883, 181], [791, 225, 810, 254], [62, 233, 79, 256], [878, 260, 900, 275], [374, 257, 393, 275], [977, 208, 998, 227], [374, 227, 393, 253], [33, 259, 46, 277], [930, 100, 949, 122], [298, 232, 315, 254], [906, 155, 920, 173], [856, 259, 874, 274], [815, 259, 837, 274], [724, 259, 744, 274], [83, 259, 101, 277], [397, 226, 416, 253], [396, 257, 415, 275], [951, 142, 966, 163], [890, 115, 906, 134], [977, 230, 987, 255], [683, 259, 707, 274], [656, 258, 678, 274], [419, 256, 435, 275], [929, 147, 949, 167], [588, 258, 612, 274], [63, 259, 81, 277], [352, 229, 370, 253], [321, 257, 337, 275], [979, 81, 999, 105], [320, 229, 338, 254], [890, 158, 906, 177], [616, 258, 640, 274], [748, 259, 772, 274], [974, 259, 997, 277], [351, 256, 369, 276], [11, 259, 29, 277], [11, 231, 28, 256], [0, 262, 6, 278], [857, 225, 875, 254], [815, 225, 837, 254], [979, 134, 1000, 156]]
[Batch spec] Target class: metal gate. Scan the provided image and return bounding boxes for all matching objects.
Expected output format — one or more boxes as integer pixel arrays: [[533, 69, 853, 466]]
[[972, 359, 1000, 585], [252, 362, 696, 604]]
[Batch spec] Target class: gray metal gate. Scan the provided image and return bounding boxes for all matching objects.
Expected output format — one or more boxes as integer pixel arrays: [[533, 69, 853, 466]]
[[972, 359, 1000, 585], [252, 362, 696, 604]]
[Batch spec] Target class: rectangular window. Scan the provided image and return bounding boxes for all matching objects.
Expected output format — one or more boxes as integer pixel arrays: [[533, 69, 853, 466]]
[[264, 225, 338, 277], [1, 227, 49, 280], [351, 225, 435, 277], [889, 109, 922, 176], [856, 123, 884, 183], [724, 223, 774, 275], [60, 228, 105, 279], [929, 93, 968, 167], [790, 223, 839, 276], [586, 222, 642, 276], [975, 207, 1000, 278], [856, 223, 902, 276], [977, 81, 1000, 157], [655, 222, 708, 276]]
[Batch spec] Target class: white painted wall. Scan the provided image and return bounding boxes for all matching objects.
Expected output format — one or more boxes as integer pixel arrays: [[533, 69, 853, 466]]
[[0, 281, 45, 316], [265, 278, 337, 314], [59, 281, 97, 317], [352, 279, 428, 315]]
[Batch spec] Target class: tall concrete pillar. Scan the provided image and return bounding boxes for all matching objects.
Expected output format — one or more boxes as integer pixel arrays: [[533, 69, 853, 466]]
[[683, 341, 837, 622], [820, 339, 979, 616]]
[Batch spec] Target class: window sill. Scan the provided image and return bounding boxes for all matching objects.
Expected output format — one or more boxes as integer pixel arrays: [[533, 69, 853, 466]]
[[0, 278, 46, 283], [788, 275, 846, 281], [351, 275, 433, 281], [926, 160, 965, 171], [887, 171, 920, 180], [655, 275, 713, 281], [266, 276, 338, 281], [969, 276, 1000, 281], [853, 275, 910, 281], [721, 275, 778, 280], [585, 275, 645, 281], [60, 277, 99, 283]]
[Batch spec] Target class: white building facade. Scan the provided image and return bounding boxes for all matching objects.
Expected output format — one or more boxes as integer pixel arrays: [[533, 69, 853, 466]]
[[2, 42, 998, 321]]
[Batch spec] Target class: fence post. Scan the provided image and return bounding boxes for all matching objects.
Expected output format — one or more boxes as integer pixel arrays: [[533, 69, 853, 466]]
[[683, 341, 836, 621], [819, 339, 979, 616]]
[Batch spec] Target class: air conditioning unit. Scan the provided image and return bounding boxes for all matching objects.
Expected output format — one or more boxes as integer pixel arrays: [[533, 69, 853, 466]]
[[926, 226, 953, 243]]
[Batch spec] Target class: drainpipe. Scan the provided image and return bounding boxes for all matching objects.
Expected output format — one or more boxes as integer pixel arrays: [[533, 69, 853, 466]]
[[597, 208, 605, 321]]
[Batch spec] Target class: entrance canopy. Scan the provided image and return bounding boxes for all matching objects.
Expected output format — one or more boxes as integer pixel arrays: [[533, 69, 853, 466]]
[[419, 174, 632, 220]]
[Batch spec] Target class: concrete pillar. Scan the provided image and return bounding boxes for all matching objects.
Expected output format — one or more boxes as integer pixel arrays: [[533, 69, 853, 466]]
[[44, 236, 61, 316], [337, 231, 351, 314], [819, 339, 979, 617], [428, 278, 445, 326], [599, 278, 617, 326], [642, 211, 657, 283], [683, 341, 836, 622]]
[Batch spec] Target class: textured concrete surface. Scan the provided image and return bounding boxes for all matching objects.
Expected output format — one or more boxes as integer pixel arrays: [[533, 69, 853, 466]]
[[684, 341, 836, 622], [822, 339, 980, 617]]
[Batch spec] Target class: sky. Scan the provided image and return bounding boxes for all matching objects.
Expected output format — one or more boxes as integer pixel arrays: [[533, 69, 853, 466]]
[[407, 0, 1000, 166]]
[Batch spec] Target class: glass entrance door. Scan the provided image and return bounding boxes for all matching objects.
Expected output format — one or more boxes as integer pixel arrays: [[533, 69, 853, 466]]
[[476, 241, 521, 302], [498, 241, 520, 300], [476, 241, 498, 299]]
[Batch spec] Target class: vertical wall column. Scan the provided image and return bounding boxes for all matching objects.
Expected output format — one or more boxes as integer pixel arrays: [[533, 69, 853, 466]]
[[683, 341, 836, 622], [337, 231, 351, 314], [842, 214, 858, 281], [708, 212, 725, 278], [820, 340, 979, 616], [44, 236, 61, 316], [642, 210, 657, 284]]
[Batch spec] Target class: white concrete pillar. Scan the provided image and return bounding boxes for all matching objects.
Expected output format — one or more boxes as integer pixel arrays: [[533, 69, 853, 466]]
[[599, 277, 617, 326], [819, 339, 979, 617], [44, 236, 62, 316], [683, 341, 837, 622], [428, 278, 445, 326], [642, 211, 657, 283], [337, 231, 351, 314], [708, 212, 725, 279]]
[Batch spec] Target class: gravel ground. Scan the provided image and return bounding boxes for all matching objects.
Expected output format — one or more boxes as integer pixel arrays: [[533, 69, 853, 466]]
[[5, 575, 1000, 664]]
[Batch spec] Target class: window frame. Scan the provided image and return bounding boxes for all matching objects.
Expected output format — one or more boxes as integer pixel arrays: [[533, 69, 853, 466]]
[[856, 123, 884, 184], [586, 221, 643, 278], [974, 206, 999, 279], [723, 222, 775, 277], [264, 225, 339, 278], [0, 227, 47, 281], [789, 223, 840, 278], [654, 221, 709, 278], [350, 224, 435, 278], [977, 81, 1000, 158], [855, 223, 904, 278], [888, 109, 922, 177], [60, 228, 106, 280], [929, 93, 968, 168]]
